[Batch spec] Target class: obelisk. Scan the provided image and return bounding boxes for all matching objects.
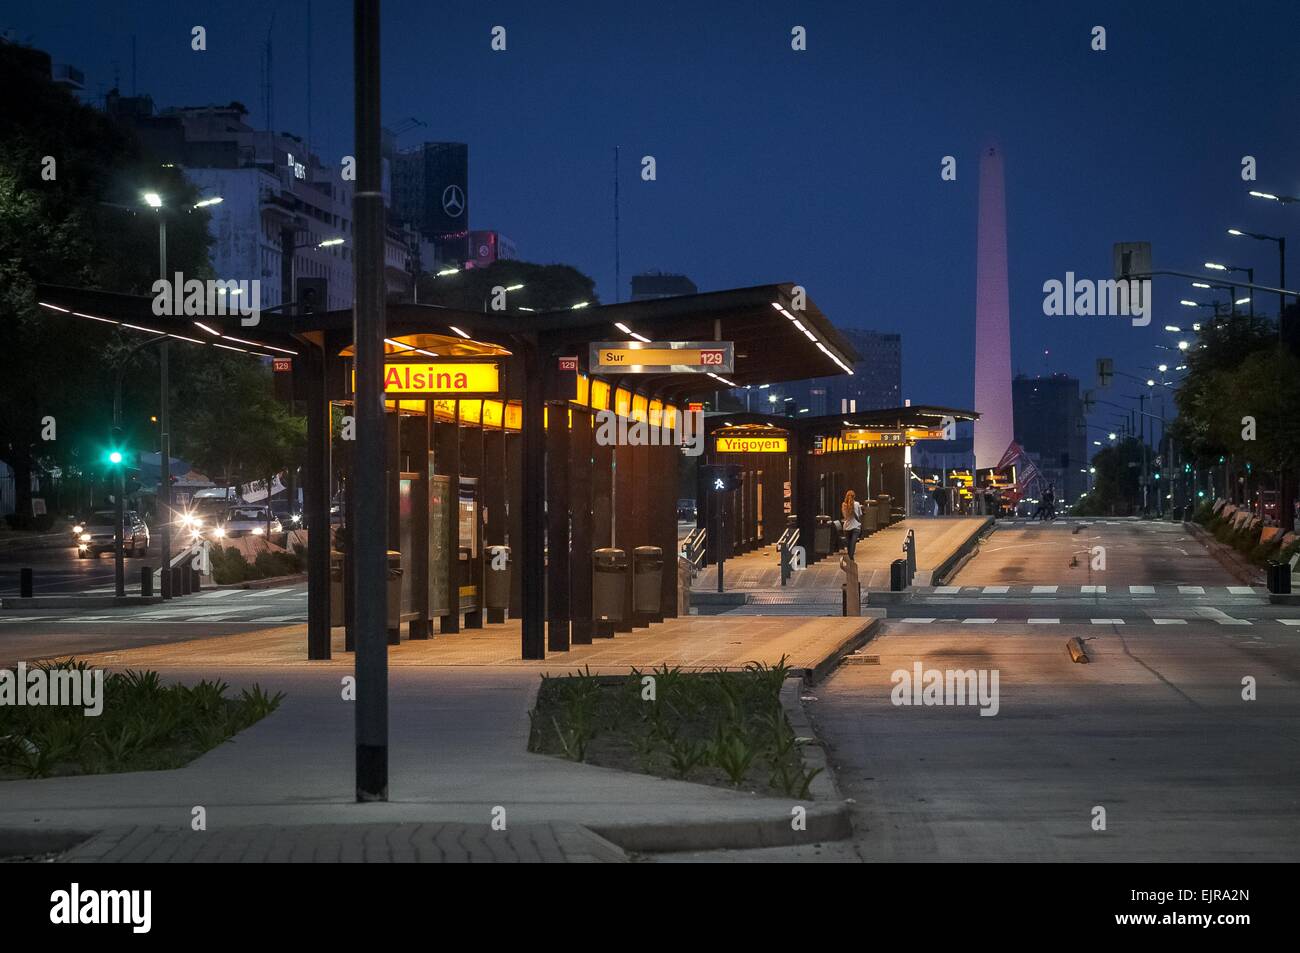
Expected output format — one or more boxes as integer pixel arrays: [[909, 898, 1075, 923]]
[[973, 145, 1015, 469]]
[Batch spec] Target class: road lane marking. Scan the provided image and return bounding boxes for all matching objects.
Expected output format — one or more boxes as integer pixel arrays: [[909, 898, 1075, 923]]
[[1216, 618, 1251, 625], [1178, 586, 1205, 594], [962, 618, 997, 624], [1279, 619, 1300, 626], [1081, 585, 1106, 593], [897, 618, 937, 624], [1091, 618, 1124, 624], [194, 590, 242, 599], [1153, 619, 1187, 624], [981, 586, 1009, 594], [1027, 618, 1059, 624], [1227, 586, 1257, 595], [934, 586, 960, 594], [1129, 585, 1155, 594], [1031, 586, 1058, 593]]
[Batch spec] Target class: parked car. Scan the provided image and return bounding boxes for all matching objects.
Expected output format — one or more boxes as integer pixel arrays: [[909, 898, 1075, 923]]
[[76, 510, 150, 557], [212, 505, 282, 540]]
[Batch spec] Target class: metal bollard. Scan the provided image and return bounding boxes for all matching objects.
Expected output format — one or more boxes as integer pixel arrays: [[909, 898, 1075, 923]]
[[140, 566, 153, 597], [171, 566, 184, 597], [190, 565, 201, 592], [20, 567, 33, 599]]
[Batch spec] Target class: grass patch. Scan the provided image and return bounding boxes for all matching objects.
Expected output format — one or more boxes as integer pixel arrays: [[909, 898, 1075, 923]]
[[527, 658, 821, 799], [0, 660, 284, 779]]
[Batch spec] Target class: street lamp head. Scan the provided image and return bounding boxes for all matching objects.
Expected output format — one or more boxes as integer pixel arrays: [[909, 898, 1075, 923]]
[[142, 192, 163, 208], [505, 283, 525, 292], [1178, 340, 1190, 350], [1163, 324, 1181, 332], [1191, 282, 1211, 289], [1179, 300, 1198, 307], [1204, 262, 1227, 272], [1235, 296, 1250, 306], [318, 237, 345, 248], [193, 196, 223, 208], [1227, 228, 1244, 236], [1158, 364, 1167, 372], [1108, 433, 1116, 440], [1249, 190, 1279, 202], [1146, 379, 1155, 387]]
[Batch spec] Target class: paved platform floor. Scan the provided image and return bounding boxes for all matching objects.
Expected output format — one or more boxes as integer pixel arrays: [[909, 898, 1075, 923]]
[[692, 517, 989, 591], [56, 615, 874, 674]]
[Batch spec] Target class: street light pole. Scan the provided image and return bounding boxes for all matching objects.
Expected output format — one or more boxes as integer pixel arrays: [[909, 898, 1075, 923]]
[[353, 0, 389, 803], [157, 213, 173, 600]]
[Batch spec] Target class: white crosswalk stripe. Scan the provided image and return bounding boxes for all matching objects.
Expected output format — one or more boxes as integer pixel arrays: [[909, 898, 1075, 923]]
[[1091, 618, 1124, 624], [1153, 619, 1187, 624], [1129, 585, 1155, 594], [962, 618, 997, 624], [1031, 586, 1058, 594], [1178, 586, 1205, 594], [982, 586, 1009, 594], [898, 618, 937, 624], [1081, 585, 1106, 593], [1027, 618, 1059, 624], [1227, 586, 1255, 595]]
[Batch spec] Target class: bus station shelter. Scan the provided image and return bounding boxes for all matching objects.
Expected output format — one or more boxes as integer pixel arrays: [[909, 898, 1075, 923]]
[[35, 282, 858, 660], [696, 406, 979, 566]]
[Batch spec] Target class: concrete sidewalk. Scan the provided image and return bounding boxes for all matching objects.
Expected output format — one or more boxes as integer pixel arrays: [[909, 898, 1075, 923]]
[[0, 618, 873, 856], [58, 820, 629, 863]]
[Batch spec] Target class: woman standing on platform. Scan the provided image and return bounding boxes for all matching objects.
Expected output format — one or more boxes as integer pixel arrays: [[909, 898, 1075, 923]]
[[842, 489, 863, 561]]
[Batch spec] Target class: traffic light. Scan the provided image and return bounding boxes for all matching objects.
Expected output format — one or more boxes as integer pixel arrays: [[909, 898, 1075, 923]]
[[104, 427, 126, 467], [296, 276, 328, 315], [704, 464, 742, 492]]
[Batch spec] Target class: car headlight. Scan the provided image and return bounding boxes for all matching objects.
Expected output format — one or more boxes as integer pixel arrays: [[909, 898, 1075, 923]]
[[252, 527, 264, 535], [72, 524, 83, 534], [213, 527, 226, 538], [79, 533, 91, 542]]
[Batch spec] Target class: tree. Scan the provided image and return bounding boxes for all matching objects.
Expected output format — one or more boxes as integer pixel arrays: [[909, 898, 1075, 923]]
[[415, 259, 597, 313], [0, 42, 212, 524], [175, 359, 305, 496], [1077, 438, 1144, 516]]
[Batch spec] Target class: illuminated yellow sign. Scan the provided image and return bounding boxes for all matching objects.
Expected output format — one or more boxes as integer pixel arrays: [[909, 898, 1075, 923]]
[[589, 341, 734, 374], [717, 435, 788, 454], [843, 427, 945, 445], [355, 362, 500, 395]]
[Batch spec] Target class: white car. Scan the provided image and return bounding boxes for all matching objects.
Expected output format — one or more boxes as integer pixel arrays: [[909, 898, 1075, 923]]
[[213, 505, 282, 540]]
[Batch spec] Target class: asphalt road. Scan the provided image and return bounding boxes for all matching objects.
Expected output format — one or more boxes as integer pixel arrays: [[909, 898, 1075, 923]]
[[812, 518, 1300, 861], [0, 535, 164, 595], [951, 517, 1238, 588]]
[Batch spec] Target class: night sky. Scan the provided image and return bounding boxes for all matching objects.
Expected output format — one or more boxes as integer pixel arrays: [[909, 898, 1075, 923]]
[[8, 0, 1300, 421]]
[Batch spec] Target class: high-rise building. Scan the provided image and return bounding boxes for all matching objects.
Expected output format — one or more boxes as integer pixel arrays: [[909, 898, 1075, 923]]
[[775, 329, 902, 414], [107, 98, 420, 310], [391, 142, 469, 262], [1012, 373, 1087, 504], [973, 146, 1015, 468]]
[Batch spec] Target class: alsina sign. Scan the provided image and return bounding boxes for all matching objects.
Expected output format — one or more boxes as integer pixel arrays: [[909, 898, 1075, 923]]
[[352, 361, 500, 396]]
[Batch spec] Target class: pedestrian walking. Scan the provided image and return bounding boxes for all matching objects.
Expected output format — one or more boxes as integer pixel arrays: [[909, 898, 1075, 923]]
[[841, 489, 863, 560]]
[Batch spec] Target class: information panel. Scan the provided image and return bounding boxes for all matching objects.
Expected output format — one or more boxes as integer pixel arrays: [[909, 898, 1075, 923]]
[[589, 341, 734, 374]]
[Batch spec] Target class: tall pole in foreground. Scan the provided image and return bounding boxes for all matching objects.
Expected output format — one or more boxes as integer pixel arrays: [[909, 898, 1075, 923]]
[[158, 215, 172, 600], [353, 0, 388, 801]]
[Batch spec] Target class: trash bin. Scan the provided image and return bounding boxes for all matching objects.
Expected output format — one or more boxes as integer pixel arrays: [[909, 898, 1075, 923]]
[[890, 557, 908, 591], [485, 545, 510, 609], [386, 549, 403, 631], [876, 495, 893, 524], [633, 546, 663, 614], [593, 548, 627, 621], [1268, 560, 1291, 594], [815, 515, 832, 555], [330, 550, 345, 626], [861, 500, 880, 535]]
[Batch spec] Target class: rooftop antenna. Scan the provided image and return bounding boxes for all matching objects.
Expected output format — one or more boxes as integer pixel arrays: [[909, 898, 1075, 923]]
[[305, 0, 312, 159], [613, 145, 620, 303], [262, 12, 276, 132]]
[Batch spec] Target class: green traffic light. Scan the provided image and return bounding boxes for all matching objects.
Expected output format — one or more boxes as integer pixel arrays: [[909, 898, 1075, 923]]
[[107, 450, 123, 465]]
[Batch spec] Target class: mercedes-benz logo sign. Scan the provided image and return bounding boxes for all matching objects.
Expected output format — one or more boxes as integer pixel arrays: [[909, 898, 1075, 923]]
[[441, 184, 465, 218]]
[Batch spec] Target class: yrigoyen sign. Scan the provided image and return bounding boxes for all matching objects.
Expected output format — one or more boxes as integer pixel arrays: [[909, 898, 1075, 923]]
[[716, 434, 788, 453], [589, 341, 734, 374]]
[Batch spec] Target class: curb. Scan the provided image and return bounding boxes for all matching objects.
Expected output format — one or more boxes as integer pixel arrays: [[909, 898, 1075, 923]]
[[1183, 522, 1266, 587], [1, 595, 164, 609], [208, 572, 308, 591], [0, 828, 93, 860], [930, 516, 995, 586]]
